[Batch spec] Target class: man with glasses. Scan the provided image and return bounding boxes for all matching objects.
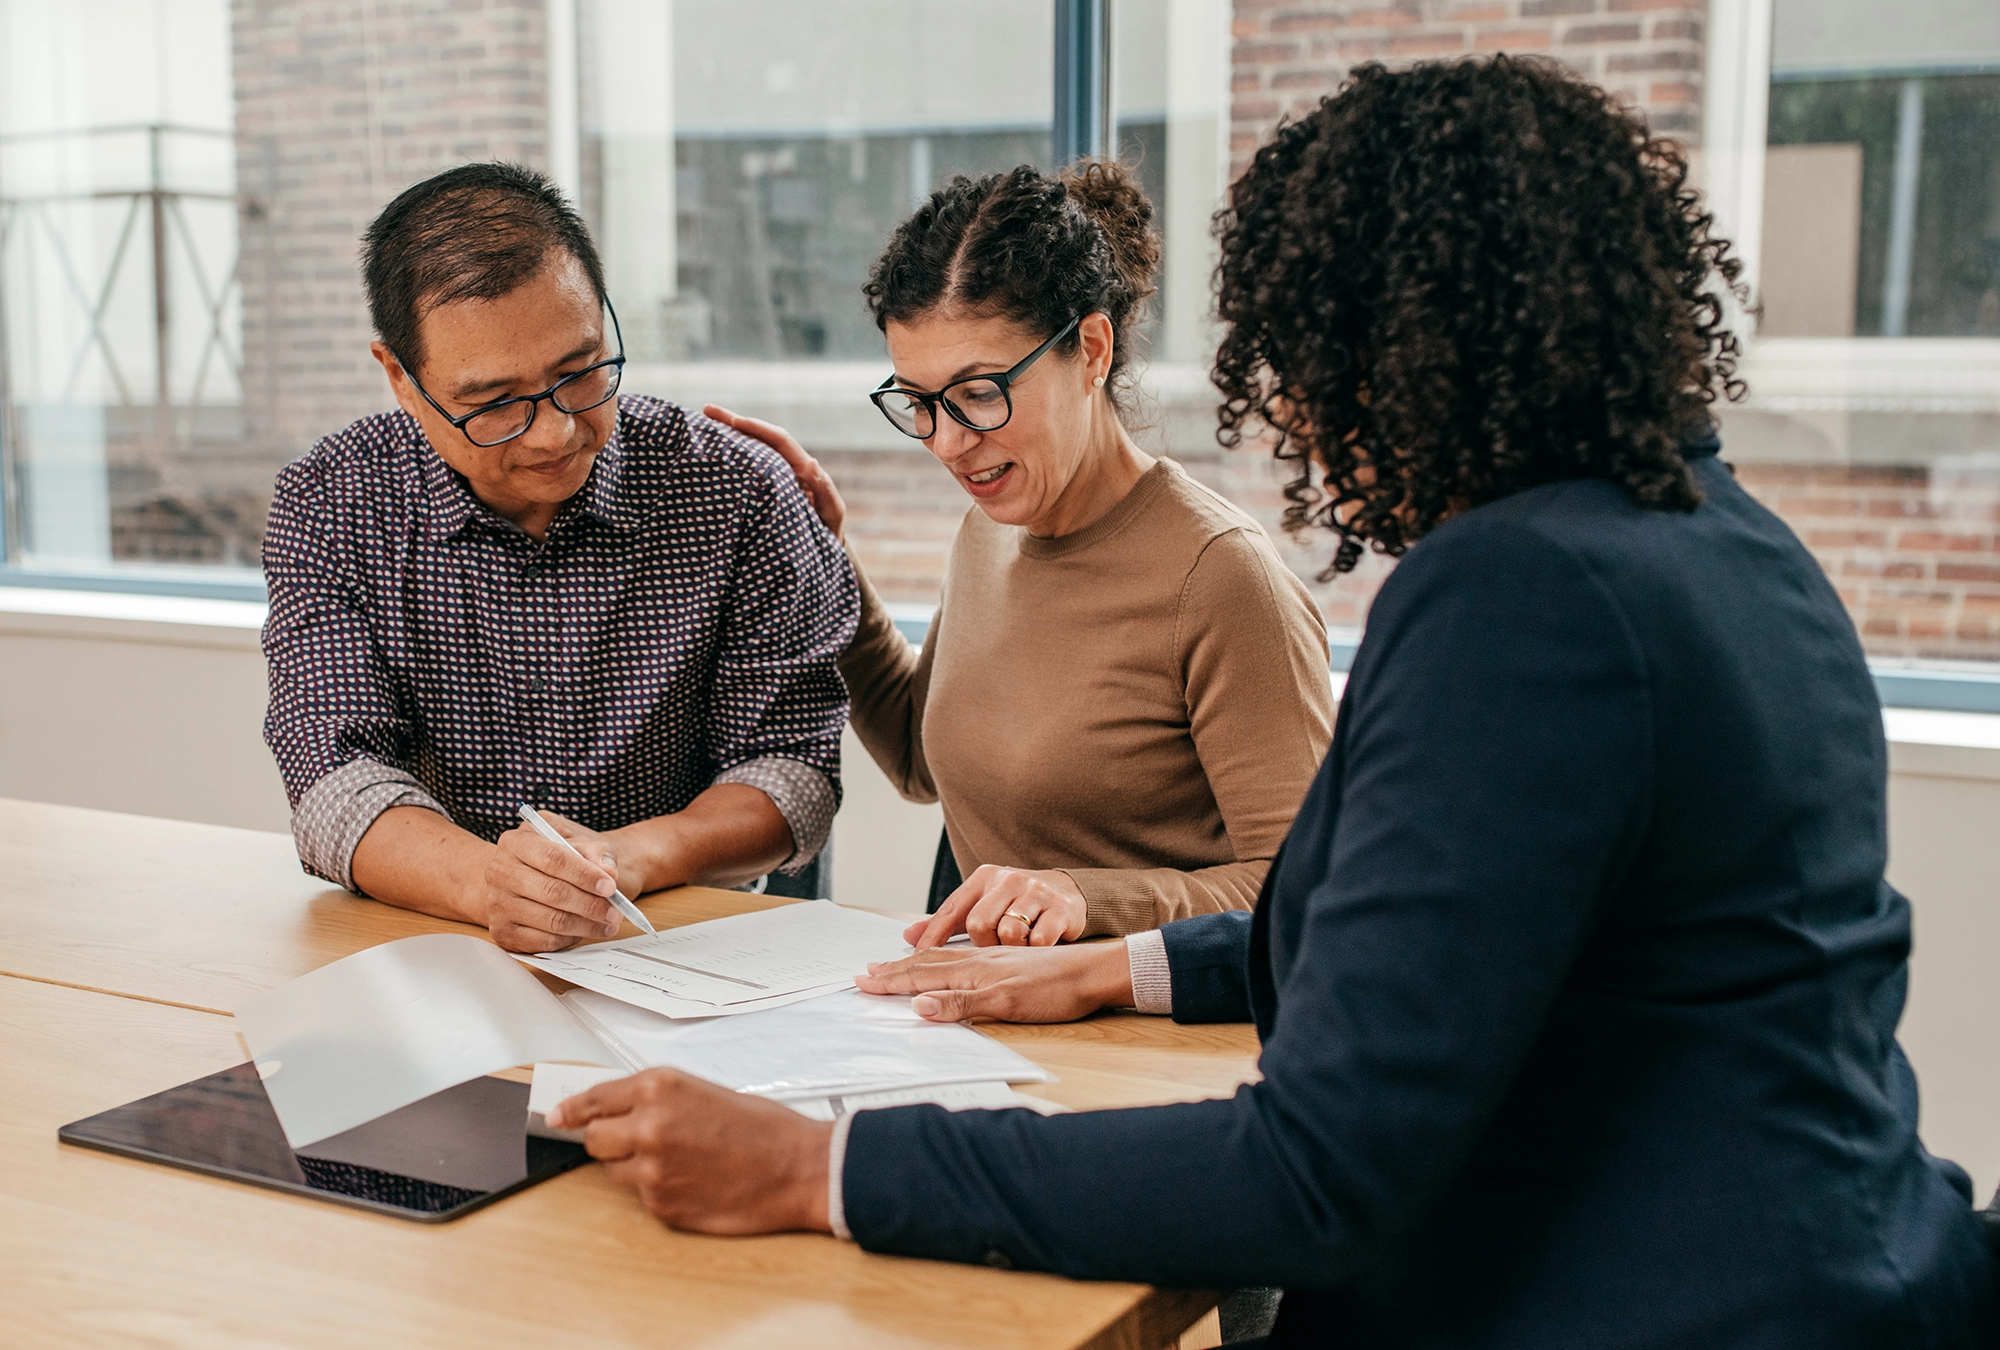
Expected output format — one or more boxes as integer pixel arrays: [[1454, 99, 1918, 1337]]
[[261, 163, 857, 953]]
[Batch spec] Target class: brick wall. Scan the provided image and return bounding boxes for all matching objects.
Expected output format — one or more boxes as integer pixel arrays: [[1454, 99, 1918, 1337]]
[[1229, 0, 1705, 176], [1737, 464, 2000, 664], [115, 1, 552, 563], [230, 1, 549, 476]]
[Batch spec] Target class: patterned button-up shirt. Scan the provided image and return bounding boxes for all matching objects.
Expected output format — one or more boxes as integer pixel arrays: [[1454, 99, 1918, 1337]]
[[262, 395, 858, 889]]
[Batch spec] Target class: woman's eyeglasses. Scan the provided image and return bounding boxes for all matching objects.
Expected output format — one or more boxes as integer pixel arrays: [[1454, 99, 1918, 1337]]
[[400, 301, 626, 448], [868, 315, 1081, 440]]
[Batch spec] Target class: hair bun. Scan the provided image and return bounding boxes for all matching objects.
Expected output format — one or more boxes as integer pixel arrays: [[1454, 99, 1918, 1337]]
[[1059, 159, 1162, 313]]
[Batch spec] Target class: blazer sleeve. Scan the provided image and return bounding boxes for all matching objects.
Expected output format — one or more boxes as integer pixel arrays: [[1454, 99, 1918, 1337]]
[[839, 514, 1654, 1291], [1160, 910, 1256, 1023]]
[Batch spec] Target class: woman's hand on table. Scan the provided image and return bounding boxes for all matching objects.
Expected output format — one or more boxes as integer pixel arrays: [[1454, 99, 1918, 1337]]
[[908, 865, 1090, 949], [705, 404, 848, 544], [855, 941, 1134, 1024], [546, 1069, 834, 1234]]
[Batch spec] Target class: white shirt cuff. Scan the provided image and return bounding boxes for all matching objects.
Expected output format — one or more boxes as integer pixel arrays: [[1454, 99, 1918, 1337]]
[[1125, 929, 1174, 1015], [827, 1110, 856, 1241]]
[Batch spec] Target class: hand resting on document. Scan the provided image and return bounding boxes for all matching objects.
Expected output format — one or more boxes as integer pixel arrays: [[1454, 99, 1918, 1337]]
[[855, 941, 1136, 1025], [907, 865, 1091, 949], [545, 1068, 835, 1235]]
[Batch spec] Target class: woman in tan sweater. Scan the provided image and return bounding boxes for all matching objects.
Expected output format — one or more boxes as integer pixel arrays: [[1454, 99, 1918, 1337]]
[[708, 161, 1333, 947]]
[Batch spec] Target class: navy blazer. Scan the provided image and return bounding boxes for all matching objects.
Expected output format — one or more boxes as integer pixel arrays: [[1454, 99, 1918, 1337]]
[[842, 438, 1993, 1348]]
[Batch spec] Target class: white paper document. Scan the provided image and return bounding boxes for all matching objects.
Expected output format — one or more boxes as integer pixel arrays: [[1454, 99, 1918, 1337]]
[[783, 1081, 1027, 1120], [519, 902, 913, 1017], [525, 1062, 1030, 1136], [233, 907, 1056, 1152], [236, 934, 613, 1148], [563, 985, 1056, 1099]]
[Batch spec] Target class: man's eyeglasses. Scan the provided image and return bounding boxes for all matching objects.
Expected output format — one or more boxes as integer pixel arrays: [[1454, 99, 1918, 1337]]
[[399, 301, 626, 448], [869, 315, 1081, 440]]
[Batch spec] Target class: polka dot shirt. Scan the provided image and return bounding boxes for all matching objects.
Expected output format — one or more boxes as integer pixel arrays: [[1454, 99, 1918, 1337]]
[[261, 395, 859, 889]]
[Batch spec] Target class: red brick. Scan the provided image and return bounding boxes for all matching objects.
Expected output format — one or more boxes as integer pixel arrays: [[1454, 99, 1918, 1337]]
[[1445, 3, 1511, 20], [1808, 529, 1891, 549], [1648, 80, 1700, 102], [1475, 27, 1556, 50], [1651, 18, 1702, 39], [1346, 4, 1423, 25], [1938, 563, 2000, 584], [1269, 11, 1350, 33], [1564, 21, 1645, 43], [1909, 620, 1948, 640], [1842, 560, 1926, 579], [1272, 67, 1342, 89], [1522, 0, 1596, 14], [1234, 40, 1302, 63], [1604, 48, 1699, 71], [1898, 532, 1988, 552], [1863, 618, 1902, 637], [1389, 32, 1471, 54]]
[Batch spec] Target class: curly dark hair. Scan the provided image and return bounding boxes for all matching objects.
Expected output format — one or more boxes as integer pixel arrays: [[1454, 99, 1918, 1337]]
[[863, 161, 1161, 419], [1213, 56, 1746, 575]]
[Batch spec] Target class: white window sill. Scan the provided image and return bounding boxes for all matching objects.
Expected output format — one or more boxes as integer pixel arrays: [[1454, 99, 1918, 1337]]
[[0, 586, 266, 652], [5, 588, 1997, 778]]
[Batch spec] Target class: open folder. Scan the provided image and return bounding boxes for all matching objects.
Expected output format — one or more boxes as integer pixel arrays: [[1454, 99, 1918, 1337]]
[[236, 908, 1053, 1150]]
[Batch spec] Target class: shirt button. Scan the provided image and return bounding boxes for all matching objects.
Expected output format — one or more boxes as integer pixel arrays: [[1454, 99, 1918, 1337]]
[[982, 1249, 1012, 1270], [528, 674, 546, 695]]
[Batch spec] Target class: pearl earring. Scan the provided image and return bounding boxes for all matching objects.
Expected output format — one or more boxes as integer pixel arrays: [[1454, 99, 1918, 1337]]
[[1093, 376, 1106, 387]]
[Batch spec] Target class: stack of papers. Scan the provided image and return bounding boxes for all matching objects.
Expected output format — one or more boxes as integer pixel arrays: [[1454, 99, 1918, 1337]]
[[562, 986, 1055, 1099], [519, 902, 911, 1018]]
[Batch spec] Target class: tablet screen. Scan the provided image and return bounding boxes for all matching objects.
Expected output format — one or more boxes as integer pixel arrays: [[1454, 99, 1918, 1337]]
[[59, 1062, 589, 1222]]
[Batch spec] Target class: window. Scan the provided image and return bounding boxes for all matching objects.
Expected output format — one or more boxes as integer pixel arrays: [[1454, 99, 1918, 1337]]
[[0, 0, 241, 576], [1705, 0, 2000, 679], [576, 0, 1233, 613]]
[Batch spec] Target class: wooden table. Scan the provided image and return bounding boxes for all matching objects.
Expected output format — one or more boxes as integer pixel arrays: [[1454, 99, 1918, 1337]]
[[0, 799, 1261, 1348]]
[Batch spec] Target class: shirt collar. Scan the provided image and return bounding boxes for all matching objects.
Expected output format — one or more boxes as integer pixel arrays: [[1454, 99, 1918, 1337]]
[[417, 415, 638, 541]]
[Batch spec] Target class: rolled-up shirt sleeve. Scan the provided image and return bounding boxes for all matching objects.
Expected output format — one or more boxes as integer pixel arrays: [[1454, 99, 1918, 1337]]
[[262, 457, 443, 888], [707, 446, 860, 872]]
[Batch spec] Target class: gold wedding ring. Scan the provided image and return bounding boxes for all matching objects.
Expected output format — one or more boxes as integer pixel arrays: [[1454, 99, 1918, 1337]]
[[1004, 909, 1033, 929]]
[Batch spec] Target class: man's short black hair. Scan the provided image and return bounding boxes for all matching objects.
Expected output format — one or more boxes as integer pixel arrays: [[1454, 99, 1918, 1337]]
[[361, 162, 608, 375]]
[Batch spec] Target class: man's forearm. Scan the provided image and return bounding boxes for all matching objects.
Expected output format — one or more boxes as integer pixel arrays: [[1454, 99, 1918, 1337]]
[[611, 782, 796, 895], [349, 805, 496, 924]]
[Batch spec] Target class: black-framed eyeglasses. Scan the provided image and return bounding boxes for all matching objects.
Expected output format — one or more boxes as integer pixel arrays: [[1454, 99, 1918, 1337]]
[[869, 315, 1081, 440], [399, 301, 626, 448]]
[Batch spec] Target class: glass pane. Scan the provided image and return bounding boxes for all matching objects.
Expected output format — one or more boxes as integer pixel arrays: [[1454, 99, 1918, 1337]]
[[0, 0, 240, 569], [580, 0, 1055, 364], [1113, 0, 1230, 365], [1738, 0, 2000, 669], [1764, 0, 2000, 337]]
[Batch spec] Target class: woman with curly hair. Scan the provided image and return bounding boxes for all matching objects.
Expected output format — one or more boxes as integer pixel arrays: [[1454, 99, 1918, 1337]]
[[549, 56, 1993, 1347], [710, 159, 1335, 947]]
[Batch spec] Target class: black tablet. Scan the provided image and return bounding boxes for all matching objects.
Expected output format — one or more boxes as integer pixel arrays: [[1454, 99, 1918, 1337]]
[[58, 1063, 590, 1223]]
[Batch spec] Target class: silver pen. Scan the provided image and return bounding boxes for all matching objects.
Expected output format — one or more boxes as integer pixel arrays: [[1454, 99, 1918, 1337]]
[[515, 803, 657, 936]]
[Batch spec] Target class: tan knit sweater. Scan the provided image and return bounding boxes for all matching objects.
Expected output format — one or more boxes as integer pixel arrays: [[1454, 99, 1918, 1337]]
[[841, 458, 1336, 936]]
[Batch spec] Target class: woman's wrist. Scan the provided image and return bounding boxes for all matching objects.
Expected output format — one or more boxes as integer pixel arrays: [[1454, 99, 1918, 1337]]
[[1081, 938, 1138, 1010]]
